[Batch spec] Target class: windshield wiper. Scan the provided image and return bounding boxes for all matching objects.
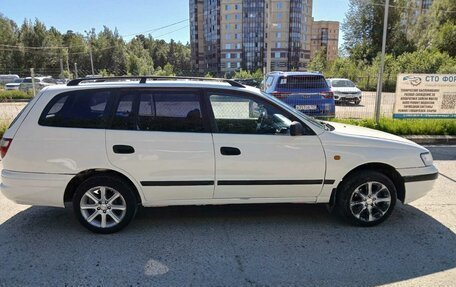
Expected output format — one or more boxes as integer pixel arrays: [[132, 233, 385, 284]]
[[320, 121, 335, 131]]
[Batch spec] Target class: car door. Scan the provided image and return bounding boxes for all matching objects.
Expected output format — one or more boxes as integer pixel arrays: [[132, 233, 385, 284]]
[[105, 88, 215, 203], [207, 91, 327, 200]]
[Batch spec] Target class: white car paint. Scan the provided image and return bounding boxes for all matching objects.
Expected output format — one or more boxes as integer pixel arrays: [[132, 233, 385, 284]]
[[0, 81, 437, 211], [327, 78, 362, 102]]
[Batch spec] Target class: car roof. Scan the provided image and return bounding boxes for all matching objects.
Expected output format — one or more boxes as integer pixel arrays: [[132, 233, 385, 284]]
[[41, 79, 266, 98], [267, 71, 323, 77]]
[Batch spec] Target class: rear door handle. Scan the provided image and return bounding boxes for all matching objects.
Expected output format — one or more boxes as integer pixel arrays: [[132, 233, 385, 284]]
[[220, 146, 241, 156], [113, 145, 135, 154]]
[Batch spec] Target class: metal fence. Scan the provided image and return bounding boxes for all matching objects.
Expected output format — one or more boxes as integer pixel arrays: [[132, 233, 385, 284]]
[[0, 68, 398, 126]]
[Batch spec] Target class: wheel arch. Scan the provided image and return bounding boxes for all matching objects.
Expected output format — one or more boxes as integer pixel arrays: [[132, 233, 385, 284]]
[[64, 168, 144, 206], [330, 162, 405, 204]]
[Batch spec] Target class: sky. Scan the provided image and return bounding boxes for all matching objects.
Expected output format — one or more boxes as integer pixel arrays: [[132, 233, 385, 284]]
[[0, 0, 349, 44]]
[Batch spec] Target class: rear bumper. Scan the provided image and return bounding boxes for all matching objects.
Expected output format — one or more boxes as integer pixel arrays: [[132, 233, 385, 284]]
[[0, 169, 73, 207], [397, 165, 438, 204]]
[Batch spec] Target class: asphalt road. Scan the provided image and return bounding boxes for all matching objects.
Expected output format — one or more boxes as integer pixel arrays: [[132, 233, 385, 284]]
[[0, 146, 455, 286]]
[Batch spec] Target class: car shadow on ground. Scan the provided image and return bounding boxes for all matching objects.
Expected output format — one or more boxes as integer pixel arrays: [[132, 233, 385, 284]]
[[335, 102, 363, 107], [0, 203, 455, 286]]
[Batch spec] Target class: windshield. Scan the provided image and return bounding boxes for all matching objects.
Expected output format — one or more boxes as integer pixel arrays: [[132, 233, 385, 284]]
[[277, 75, 328, 89], [261, 91, 326, 130], [331, 80, 355, 88]]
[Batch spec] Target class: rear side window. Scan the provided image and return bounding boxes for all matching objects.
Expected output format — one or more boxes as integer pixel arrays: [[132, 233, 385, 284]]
[[39, 90, 111, 128], [111, 90, 205, 133], [277, 75, 328, 89]]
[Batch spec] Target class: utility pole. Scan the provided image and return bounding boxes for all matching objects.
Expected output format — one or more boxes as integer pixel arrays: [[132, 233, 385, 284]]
[[74, 62, 79, 78], [59, 58, 64, 78], [266, 0, 272, 75], [30, 68, 36, 97], [374, 0, 390, 124], [65, 48, 70, 74], [89, 43, 95, 76]]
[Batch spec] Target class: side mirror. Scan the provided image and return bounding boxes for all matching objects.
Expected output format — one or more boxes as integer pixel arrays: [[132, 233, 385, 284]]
[[290, 121, 304, 136]]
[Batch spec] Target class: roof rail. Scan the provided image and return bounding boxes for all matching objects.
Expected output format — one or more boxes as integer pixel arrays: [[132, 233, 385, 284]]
[[66, 76, 245, 88]]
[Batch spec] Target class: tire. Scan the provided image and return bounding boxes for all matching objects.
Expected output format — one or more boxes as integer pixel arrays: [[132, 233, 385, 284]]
[[353, 98, 361, 105], [334, 171, 397, 227], [72, 175, 138, 233]]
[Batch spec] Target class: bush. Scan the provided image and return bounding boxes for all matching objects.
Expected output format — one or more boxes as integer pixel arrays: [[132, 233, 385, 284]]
[[0, 121, 9, 139], [0, 90, 32, 100], [329, 118, 456, 135]]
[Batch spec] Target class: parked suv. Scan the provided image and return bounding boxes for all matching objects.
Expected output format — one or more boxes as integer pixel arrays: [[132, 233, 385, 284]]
[[1, 76, 438, 233], [327, 78, 362, 105], [263, 71, 335, 117]]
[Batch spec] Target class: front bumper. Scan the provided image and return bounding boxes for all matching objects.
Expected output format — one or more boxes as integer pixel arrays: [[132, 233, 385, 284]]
[[334, 94, 361, 101], [0, 169, 73, 207], [397, 165, 438, 204]]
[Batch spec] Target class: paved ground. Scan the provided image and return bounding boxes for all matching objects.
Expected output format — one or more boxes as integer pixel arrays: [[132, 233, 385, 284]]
[[336, 92, 396, 119], [0, 146, 454, 286]]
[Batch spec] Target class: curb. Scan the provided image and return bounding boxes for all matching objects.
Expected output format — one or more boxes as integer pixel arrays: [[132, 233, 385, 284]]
[[0, 99, 31, 103], [403, 135, 456, 145]]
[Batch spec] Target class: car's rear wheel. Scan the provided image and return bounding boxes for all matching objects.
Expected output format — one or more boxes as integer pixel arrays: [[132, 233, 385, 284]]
[[73, 175, 137, 233], [334, 171, 397, 226]]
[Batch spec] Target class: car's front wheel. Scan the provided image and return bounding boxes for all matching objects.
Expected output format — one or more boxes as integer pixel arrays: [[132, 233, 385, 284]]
[[334, 171, 397, 226], [73, 175, 138, 233], [353, 98, 361, 105]]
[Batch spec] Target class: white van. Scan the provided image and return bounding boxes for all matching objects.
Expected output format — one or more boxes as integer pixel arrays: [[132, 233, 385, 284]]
[[0, 74, 20, 85]]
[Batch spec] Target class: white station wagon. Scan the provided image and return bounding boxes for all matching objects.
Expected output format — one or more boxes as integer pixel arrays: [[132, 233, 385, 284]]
[[0, 77, 438, 233]]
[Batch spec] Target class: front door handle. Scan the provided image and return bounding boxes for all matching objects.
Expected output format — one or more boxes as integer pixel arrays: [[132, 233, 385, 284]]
[[113, 145, 135, 154], [220, 146, 241, 156]]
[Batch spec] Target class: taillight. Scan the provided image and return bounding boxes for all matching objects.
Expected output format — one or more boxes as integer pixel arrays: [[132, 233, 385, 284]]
[[320, 91, 334, 99], [272, 91, 291, 99], [1, 138, 12, 159]]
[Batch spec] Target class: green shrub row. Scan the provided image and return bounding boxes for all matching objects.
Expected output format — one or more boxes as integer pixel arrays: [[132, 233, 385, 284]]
[[329, 118, 456, 136], [0, 90, 33, 100]]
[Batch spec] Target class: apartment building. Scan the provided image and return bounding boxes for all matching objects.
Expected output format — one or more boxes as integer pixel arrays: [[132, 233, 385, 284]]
[[190, 0, 317, 74], [309, 20, 339, 62]]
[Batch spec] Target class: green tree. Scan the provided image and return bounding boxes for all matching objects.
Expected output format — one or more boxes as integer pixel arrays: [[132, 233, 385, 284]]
[[417, 0, 456, 57], [308, 48, 327, 72], [153, 63, 175, 76], [126, 37, 153, 75], [342, 0, 414, 63]]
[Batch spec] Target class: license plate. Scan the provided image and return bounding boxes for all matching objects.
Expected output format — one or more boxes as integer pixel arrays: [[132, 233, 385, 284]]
[[296, 105, 317, 110]]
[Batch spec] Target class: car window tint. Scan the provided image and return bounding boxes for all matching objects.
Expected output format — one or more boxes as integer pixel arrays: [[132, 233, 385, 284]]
[[110, 90, 204, 132], [141, 92, 204, 132], [112, 93, 135, 130], [277, 75, 328, 89], [39, 90, 111, 128], [209, 94, 292, 135]]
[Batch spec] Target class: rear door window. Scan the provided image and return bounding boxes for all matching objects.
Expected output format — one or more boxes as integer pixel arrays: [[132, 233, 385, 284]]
[[39, 90, 112, 128], [111, 90, 205, 133], [277, 75, 328, 89]]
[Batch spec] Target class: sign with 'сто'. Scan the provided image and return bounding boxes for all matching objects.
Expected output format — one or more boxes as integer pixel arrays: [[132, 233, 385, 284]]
[[393, 74, 456, 118]]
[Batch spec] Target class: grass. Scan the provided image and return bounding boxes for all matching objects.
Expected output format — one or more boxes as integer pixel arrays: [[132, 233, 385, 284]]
[[0, 121, 10, 139], [0, 90, 33, 100], [329, 118, 456, 136]]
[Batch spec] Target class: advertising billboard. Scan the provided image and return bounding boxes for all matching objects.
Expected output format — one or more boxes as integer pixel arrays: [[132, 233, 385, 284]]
[[393, 74, 456, 118]]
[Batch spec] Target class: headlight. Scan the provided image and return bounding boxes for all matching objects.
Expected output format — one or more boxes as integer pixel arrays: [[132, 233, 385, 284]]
[[420, 152, 433, 166]]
